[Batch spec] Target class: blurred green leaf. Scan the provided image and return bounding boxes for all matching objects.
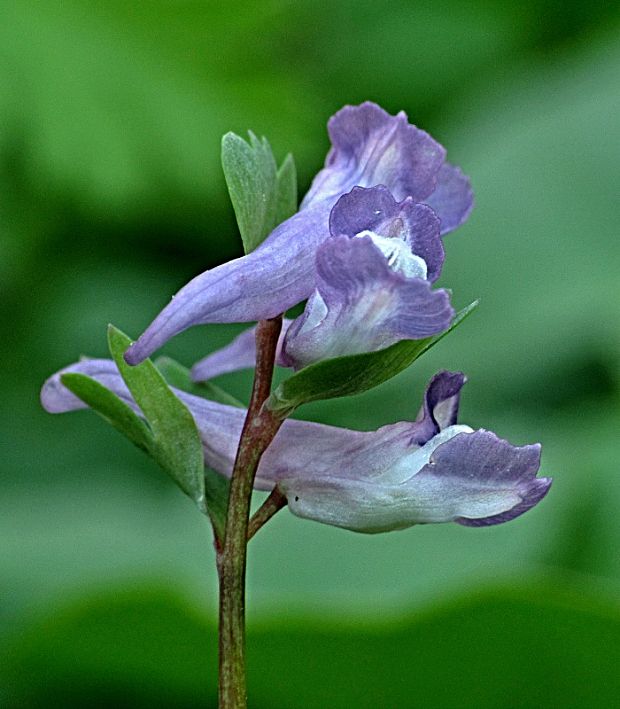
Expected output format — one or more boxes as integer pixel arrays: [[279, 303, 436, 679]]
[[109, 325, 206, 511], [268, 302, 478, 416], [3, 0, 615, 276], [432, 32, 620, 410], [275, 153, 298, 224], [154, 356, 244, 408], [0, 1, 320, 246], [2, 587, 218, 709], [60, 372, 152, 453], [4, 581, 620, 708]]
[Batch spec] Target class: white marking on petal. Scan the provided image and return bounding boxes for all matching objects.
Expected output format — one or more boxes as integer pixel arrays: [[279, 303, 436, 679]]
[[433, 396, 458, 430], [354, 230, 428, 279], [296, 291, 328, 337], [380, 424, 473, 484]]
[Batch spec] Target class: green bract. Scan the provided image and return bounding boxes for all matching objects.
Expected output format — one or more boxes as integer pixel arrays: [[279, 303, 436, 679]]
[[59, 373, 151, 453], [62, 326, 206, 513], [267, 301, 479, 417], [221, 131, 297, 253]]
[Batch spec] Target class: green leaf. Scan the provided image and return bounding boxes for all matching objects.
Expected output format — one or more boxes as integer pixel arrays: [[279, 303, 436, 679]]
[[221, 131, 277, 253], [60, 372, 152, 454], [267, 301, 479, 416], [221, 131, 297, 253], [154, 356, 244, 408], [275, 152, 297, 224], [108, 325, 206, 511]]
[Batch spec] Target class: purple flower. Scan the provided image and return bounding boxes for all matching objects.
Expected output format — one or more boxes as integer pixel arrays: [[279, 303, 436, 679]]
[[41, 363, 551, 533], [125, 102, 473, 366], [192, 186, 454, 375], [281, 187, 454, 369]]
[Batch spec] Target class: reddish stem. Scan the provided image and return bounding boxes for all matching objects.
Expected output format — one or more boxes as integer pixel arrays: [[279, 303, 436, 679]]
[[217, 316, 283, 709]]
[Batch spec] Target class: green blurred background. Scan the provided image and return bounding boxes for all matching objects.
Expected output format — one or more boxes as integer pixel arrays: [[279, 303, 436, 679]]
[[2, 1, 620, 706]]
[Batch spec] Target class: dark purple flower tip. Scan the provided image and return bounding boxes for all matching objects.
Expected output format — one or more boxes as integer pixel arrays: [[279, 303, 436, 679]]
[[329, 185, 445, 282], [409, 370, 467, 446]]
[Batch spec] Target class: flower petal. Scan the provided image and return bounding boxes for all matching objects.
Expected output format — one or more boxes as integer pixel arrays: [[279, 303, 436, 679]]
[[41, 358, 389, 490], [41, 358, 250, 478], [281, 235, 453, 369], [42, 363, 464, 491], [424, 162, 474, 236], [282, 430, 550, 533], [190, 320, 292, 381], [329, 185, 445, 282], [303, 102, 445, 207], [124, 203, 327, 365], [41, 359, 134, 413], [418, 429, 552, 526]]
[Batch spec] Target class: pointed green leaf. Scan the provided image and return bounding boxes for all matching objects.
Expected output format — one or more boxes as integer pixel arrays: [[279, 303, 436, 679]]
[[221, 131, 278, 253], [108, 325, 205, 511], [221, 131, 297, 253], [154, 356, 244, 408], [60, 372, 153, 453], [267, 301, 479, 417], [275, 152, 297, 224]]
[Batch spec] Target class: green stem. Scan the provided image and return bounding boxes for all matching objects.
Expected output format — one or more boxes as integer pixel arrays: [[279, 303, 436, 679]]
[[217, 316, 283, 709]]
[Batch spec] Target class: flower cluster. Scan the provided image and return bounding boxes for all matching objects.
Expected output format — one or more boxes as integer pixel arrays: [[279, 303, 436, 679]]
[[123, 102, 472, 366], [41, 102, 551, 532]]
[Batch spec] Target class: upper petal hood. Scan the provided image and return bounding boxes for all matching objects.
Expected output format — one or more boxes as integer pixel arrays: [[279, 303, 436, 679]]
[[306, 104, 472, 235], [302, 102, 445, 208], [424, 162, 474, 235]]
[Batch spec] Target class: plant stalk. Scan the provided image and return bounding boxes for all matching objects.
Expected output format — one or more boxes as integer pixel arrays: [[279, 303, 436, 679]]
[[217, 316, 283, 709], [247, 487, 287, 541]]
